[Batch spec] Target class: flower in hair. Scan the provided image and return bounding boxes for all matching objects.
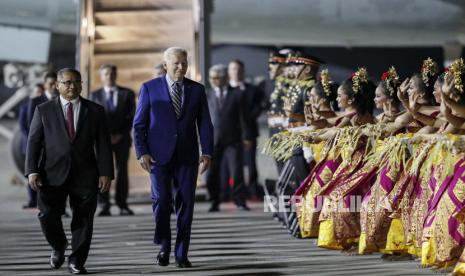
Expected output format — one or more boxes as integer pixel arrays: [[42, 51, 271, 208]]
[[352, 67, 369, 94], [320, 69, 333, 97], [421, 58, 438, 87], [445, 58, 465, 93], [381, 66, 400, 96]]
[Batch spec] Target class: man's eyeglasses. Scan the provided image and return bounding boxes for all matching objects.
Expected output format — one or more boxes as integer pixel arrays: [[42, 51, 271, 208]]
[[60, 80, 82, 87]]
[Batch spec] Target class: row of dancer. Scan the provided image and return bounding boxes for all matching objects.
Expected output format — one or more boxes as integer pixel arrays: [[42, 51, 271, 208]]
[[264, 51, 465, 274]]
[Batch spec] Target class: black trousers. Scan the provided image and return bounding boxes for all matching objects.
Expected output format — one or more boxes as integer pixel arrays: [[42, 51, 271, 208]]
[[207, 142, 246, 206], [99, 140, 130, 209], [243, 138, 262, 197], [37, 175, 97, 267]]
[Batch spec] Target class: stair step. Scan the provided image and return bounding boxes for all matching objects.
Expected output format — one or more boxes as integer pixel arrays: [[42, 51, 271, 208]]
[[95, 0, 191, 12], [94, 10, 192, 26], [95, 24, 193, 41]]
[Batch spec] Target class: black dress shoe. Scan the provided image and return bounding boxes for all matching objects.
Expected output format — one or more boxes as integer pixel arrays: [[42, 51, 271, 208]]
[[50, 241, 68, 269], [119, 207, 134, 216], [236, 204, 250, 211], [68, 263, 87, 274], [175, 258, 192, 268], [98, 208, 111, 217], [208, 203, 220, 212], [156, 251, 169, 266]]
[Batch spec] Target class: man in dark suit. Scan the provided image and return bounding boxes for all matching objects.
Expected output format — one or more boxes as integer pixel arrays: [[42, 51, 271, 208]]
[[26, 68, 114, 274], [133, 47, 213, 268], [27, 72, 58, 126], [23, 71, 57, 209], [228, 59, 265, 199], [90, 64, 136, 216], [206, 64, 253, 212]]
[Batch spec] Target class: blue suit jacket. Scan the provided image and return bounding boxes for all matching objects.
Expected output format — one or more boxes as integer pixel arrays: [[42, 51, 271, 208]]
[[18, 103, 29, 154], [133, 76, 214, 166]]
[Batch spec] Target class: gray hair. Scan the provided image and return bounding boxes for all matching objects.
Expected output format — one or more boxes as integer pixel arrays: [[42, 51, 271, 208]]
[[57, 68, 81, 80], [163, 47, 188, 62], [209, 64, 227, 78]]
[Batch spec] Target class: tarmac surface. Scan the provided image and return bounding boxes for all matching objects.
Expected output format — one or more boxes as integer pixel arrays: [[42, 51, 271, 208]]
[[0, 120, 441, 275]]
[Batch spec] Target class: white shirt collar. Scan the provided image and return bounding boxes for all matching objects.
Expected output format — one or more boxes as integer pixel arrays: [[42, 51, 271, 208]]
[[165, 74, 183, 88], [229, 80, 245, 90], [104, 86, 117, 93], [59, 95, 80, 107], [213, 86, 228, 95]]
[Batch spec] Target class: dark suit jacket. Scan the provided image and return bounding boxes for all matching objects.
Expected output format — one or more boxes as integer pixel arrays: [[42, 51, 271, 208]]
[[18, 103, 29, 154], [89, 86, 135, 145], [241, 83, 264, 138], [25, 97, 114, 189], [133, 76, 214, 166], [27, 95, 48, 127], [207, 86, 253, 146]]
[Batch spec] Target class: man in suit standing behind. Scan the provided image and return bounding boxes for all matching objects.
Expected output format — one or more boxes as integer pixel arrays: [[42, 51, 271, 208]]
[[133, 47, 213, 268], [20, 83, 45, 209], [90, 64, 136, 216], [206, 64, 253, 212], [26, 68, 114, 274], [228, 59, 265, 199], [27, 72, 58, 125]]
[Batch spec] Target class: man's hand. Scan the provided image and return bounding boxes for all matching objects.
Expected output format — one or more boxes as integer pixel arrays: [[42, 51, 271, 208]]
[[243, 140, 253, 150], [139, 154, 155, 172], [199, 155, 211, 174], [28, 174, 42, 191], [98, 176, 111, 193], [110, 134, 123, 145]]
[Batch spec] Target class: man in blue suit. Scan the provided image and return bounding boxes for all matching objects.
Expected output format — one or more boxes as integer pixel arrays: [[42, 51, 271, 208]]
[[133, 47, 213, 268], [19, 83, 45, 209]]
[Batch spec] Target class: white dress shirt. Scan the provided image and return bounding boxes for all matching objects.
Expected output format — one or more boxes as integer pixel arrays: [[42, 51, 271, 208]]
[[103, 86, 118, 107], [229, 80, 245, 91], [214, 86, 228, 101], [59, 96, 81, 130]]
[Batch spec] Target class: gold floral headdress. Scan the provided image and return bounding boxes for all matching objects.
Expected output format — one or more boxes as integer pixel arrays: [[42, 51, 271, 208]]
[[381, 66, 400, 96], [421, 58, 438, 86], [352, 67, 369, 94], [445, 58, 465, 93], [320, 69, 333, 97]]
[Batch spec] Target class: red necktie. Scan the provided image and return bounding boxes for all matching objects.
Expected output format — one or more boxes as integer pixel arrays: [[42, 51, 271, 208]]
[[66, 102, 75, 139]]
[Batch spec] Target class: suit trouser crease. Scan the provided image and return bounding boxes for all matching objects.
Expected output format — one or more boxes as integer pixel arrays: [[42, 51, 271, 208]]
[[207, 143, 246, 205], [99, 141, 130, 209], [38, 178, 97, 267], [151, 159, 198, 260], [243, 138, 259, 195]]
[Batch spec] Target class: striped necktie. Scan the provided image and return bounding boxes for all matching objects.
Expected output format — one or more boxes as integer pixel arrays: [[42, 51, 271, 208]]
[[171, 82, 182, 118], [107, 90, 115, 111]]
